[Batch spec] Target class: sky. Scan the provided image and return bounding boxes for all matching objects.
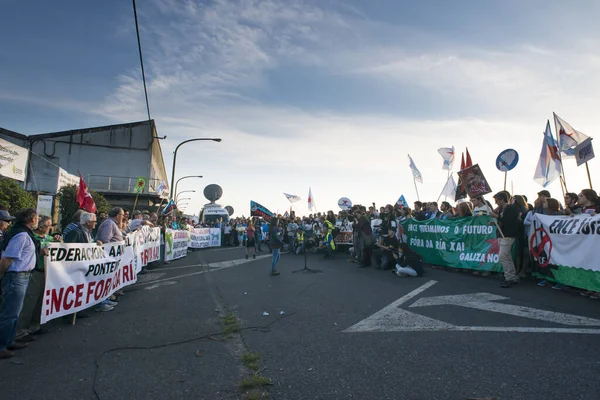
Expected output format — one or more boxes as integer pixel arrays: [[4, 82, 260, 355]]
[[1, 0, 599, 217]]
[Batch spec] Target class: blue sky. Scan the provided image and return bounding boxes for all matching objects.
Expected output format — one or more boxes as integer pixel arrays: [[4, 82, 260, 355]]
[[1, 0, 599, 216]]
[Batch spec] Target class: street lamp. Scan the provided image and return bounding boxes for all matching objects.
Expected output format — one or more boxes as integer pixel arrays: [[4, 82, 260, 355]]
[[169, 138, 221, 199], [176, 190, 195, 201], [174, 175, 203, 198], [176, 197, 191, 205]]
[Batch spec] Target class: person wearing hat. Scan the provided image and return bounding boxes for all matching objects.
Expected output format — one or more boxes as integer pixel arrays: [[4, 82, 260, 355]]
[[0, 208, 15, 257], [128, 210, 154, 233]]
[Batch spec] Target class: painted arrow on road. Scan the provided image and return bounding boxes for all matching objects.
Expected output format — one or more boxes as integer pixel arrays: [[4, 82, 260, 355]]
[[409, 293, 600, 326]]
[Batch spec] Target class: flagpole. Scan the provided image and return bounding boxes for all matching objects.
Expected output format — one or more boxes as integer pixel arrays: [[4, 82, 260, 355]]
[[552, 116, 569, 193], [585, 162, 593, 189], [413, 177, 420, 202], [437, 174, 452, 203]]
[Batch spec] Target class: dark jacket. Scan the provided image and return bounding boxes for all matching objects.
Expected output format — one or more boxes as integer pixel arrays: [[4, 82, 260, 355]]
[[269, 225, 283, 249], [498, 204, 521, 239], [399, 252, 424, 276], [65, 225, 92, 244]]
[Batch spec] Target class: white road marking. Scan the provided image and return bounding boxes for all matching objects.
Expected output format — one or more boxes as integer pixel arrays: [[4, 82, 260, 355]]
[[145, 281, 178, 290], [410, 293, 600, 326], [132, 255, 272, 287], [345, 281, 600, 334], [344, 281, 440, 333]]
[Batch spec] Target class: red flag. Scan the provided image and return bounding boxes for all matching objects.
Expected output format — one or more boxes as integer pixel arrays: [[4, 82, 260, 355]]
[[76, 175, 97, 213], [465, 148, 473, 168], [460, 152, 465, 171]]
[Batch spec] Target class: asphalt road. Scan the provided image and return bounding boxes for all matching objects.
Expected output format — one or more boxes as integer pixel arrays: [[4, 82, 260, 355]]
[[2, 246, 600, 400]]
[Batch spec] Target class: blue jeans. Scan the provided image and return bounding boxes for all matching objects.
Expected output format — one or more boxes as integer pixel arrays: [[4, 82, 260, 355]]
[[271, 248, 280, 271], [0, 272, 31, 351]]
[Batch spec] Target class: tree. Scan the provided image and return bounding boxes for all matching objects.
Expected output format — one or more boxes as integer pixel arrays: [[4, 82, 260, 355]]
[[0, 178, 37, 215], [57, 184, 110, 230]]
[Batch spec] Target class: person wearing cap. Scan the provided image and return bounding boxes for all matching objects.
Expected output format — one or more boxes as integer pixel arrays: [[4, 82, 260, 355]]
[[0, 208, 16, 257], [371, 228, 400, 270], [128, 210, 154, 233]]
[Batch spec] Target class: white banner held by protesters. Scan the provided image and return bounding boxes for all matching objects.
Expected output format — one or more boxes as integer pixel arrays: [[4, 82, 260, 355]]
[[165, 229, 189, 261], [529, 214, 600, 291], [42, 240, 137, 323], [131, 226, 161, 271], [189, 228, 221, 248]]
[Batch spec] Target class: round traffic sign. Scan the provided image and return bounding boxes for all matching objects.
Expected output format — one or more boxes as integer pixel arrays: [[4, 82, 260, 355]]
[[496, 149, 519, 172], [338, 197, 352, 210]]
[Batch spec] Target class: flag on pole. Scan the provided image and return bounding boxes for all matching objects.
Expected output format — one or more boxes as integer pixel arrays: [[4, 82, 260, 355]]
[[460, 153, 465, 170], [283, 193, 301, 203], [554, 112, 590, 158], [533, 120, 563, 188], [76, 174, 97, 213], [408, 154, 423, 183], [155, 180, 169, 198], [162, 199, 177, 215], [437, 146, 455, 170], [308, 187, 315, 211], [396, 195, 408, 208], [441, 175, 457, 199], [465, 148, 473, 168]]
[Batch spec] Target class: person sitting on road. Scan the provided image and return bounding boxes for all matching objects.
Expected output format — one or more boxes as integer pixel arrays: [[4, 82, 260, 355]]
[[392, 243, 424, 277], [371, 229, 399, 270], [318, 220, 335, 259]]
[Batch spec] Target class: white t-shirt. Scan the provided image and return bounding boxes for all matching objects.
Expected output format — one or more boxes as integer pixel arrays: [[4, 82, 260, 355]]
[[473, 205, 492, 216]]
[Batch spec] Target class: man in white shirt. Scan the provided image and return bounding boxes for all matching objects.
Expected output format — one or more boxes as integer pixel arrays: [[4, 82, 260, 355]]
[[472, 196, 492, 216], [128, 210, 154, 232]]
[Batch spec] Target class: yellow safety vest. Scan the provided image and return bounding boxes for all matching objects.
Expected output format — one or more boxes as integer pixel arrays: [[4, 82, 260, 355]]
[[325, 231, 336, 250], [297, 231, 304, 242]]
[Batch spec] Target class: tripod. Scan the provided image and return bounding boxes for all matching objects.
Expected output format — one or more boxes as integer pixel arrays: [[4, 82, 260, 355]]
[[293, 231, 322, 274]]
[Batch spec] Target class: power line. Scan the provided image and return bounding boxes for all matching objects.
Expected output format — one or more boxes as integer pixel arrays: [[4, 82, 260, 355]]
[[132, 0, 152, 121]]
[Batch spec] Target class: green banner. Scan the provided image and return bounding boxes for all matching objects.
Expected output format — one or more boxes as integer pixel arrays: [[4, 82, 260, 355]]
[[400, 216, 503, 272]]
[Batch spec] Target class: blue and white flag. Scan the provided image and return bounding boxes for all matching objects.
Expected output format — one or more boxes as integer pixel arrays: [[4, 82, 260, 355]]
[[554, 112, 589, 159], [283, 193, 301, 203], [437, 146, 455, 170], [533, 120, 563, 187], [396, 195, 408, 208], [162, 199, 177, 215], [408, 154, 423, 183]]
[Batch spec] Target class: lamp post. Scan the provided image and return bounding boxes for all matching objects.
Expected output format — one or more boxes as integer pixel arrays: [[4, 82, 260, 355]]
[[176, 197, 191, 205], [176, 190, 195, 201], [173, 175, 203, 199], [169, 138, 221, 199]]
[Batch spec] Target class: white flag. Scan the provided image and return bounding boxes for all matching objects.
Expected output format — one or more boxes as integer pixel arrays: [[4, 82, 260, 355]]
[[441, 175, 457, 199], [437, 146, 455, 170], [283, 193, 301, 203], [554, 113, 589, 159], [308, 187, 315, 211]]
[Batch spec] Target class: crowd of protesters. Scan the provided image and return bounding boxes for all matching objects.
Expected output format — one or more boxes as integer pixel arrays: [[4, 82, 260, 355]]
[[1, 187, 598, 360]]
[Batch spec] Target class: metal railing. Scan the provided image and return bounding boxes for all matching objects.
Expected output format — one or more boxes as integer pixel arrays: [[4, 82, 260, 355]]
[[87, 175, 162, 194]]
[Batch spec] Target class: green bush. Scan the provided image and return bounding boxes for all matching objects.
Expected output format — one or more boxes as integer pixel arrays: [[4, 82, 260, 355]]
[[0, 178, 37, 215], [57, 184, 110, 229]]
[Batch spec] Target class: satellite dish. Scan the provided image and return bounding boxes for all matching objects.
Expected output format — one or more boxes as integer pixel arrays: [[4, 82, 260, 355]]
[[225, 206, 234, 216], [203, 184, 223, 203]]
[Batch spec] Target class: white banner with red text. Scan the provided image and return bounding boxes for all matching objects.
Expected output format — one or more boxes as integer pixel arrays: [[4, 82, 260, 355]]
[[129, 226, 161, 272], [42, 239, 138, 323]]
